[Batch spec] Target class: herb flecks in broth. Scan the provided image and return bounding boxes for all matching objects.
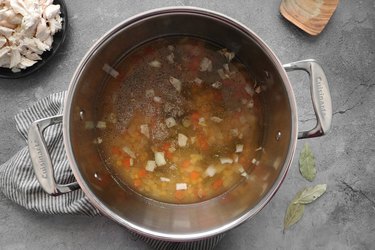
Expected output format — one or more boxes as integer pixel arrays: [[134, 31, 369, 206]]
[[97, 37, 264, 204]]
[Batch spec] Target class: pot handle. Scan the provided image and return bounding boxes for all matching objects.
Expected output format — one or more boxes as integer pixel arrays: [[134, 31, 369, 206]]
[[283, 59, 332, 139], [28, 115, 80, 196]]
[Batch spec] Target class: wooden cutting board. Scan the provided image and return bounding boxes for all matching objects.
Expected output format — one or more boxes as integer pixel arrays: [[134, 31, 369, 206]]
[[280, 0, 339, 36]]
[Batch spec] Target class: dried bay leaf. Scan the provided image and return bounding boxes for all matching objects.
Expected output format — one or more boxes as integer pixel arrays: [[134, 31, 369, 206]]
[[284, 190, 304, 230], [284, 185, 327, 231], [299, 143, 316, 181], [293, 184, 327, 204], [284, 202, 305, 230]]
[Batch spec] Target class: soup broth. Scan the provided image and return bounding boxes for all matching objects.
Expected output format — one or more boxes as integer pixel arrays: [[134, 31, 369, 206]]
[[95, 37, 264, 203]]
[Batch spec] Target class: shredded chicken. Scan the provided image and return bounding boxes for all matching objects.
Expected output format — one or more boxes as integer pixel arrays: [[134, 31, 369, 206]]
[[0, 0, 62, 72]]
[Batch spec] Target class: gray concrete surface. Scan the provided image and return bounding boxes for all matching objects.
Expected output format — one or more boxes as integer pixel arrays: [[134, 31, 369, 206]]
[[1, 0, 374, 249]]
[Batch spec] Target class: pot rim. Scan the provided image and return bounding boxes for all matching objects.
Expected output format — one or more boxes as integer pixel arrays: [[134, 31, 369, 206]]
[[63, 6, 298, 241]]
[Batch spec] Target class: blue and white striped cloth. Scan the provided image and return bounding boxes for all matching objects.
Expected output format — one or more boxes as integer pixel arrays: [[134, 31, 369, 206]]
[[0, 92, 224, 250]]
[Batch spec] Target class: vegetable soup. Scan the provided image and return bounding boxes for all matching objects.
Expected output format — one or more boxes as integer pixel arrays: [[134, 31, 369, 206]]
[[95, 37, 264, 203]]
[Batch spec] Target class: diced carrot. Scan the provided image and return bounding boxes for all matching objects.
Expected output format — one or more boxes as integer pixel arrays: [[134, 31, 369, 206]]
[[138, 169, 147, 178], [111, 146, 122, 156], [134, 179, 142, 188], [187, 57, 201, 72], [197, 134, 209, 151], [161, 143, 173, 160], [181, 159, 190, 169], [191, 112, 200, 123], [123, 157, 132, 168], [161, 143, 171, 152], [213, 178, 223, 189], [165, 150, 173, 160], [175, 190, 185, 200], [190, 171, 200, 180]]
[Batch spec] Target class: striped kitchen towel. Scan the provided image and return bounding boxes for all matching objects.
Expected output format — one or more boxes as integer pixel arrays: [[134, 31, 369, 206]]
[[0, 91, 224, 250]]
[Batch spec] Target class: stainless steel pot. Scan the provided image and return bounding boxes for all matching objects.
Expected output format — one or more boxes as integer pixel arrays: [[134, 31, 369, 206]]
[[27, 7, 332, 241]]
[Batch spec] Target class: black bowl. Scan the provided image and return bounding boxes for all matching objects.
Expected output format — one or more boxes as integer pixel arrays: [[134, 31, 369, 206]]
[[0, 0, 68, 79]]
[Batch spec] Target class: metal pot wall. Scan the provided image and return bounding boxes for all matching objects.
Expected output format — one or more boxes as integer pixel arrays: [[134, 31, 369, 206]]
[[28, 7, 332, 241]]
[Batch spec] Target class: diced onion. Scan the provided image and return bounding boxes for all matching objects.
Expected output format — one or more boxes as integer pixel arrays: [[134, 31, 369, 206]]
[[145, 89, 155, 98], [149, 60, 161, 68], [96, 121, 106, 129], [245, 85, 254, 96], [205, 165, 216, 177], [169, 76, 182, 92], [190, 136, 196, 144], [122, 146, 136, 158], [211, 81, 222, 89], [236, 144, 244, 153], [233, 154, 239, 163], [93, 137, 103, 144], [217, 68, 227, 80], [210, 116, 223, 123], [166, 53, 174, 64], [198, 117, 206, 126], [247, 99, 254, 109], [256, 147, 263, 152], [223, 63, 230, 72], [273, 157, 281, 170], [155, 152, 166, 166], [145, 160, 157, 172], [84, 121, 94, 129], [230, 128, 239, 137], [140, 124, 150, 138], [252, 158, 257, 164], [255, 85, 261, 94], [167, 45, 174, 51], [194, 77, 203, 84], [178, 133, 188, 147], [199, 57, 212, 72], [238, 166, 245, 173], [182, 117, 191, 127], [160, 177, 171, 182], [218, 49, 235, 62], [108, 113, 117, 124], [165, 117, 177, 128], [153, 96, 162, 103], [176, 183, 188, 190], [169, 164, 177, 170], [102, 64, 119, 78], [220, 157, 233, 164]]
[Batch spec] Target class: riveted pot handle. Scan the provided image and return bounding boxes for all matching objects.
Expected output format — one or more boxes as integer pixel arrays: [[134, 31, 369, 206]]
[[283, 59, 332, 139], [28, 115, 80, 196]]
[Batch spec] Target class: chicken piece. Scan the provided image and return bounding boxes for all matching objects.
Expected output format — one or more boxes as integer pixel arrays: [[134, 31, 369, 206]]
[[9, 48, 21, 68], [23, 50, 42, 61], [36, 18, 50, 41], [0, 47, 11, 67], [43, 4, 60, 19], [48, 15, 62, 35], [0, 26, 14, 38], [0, 36, 7, 48]]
